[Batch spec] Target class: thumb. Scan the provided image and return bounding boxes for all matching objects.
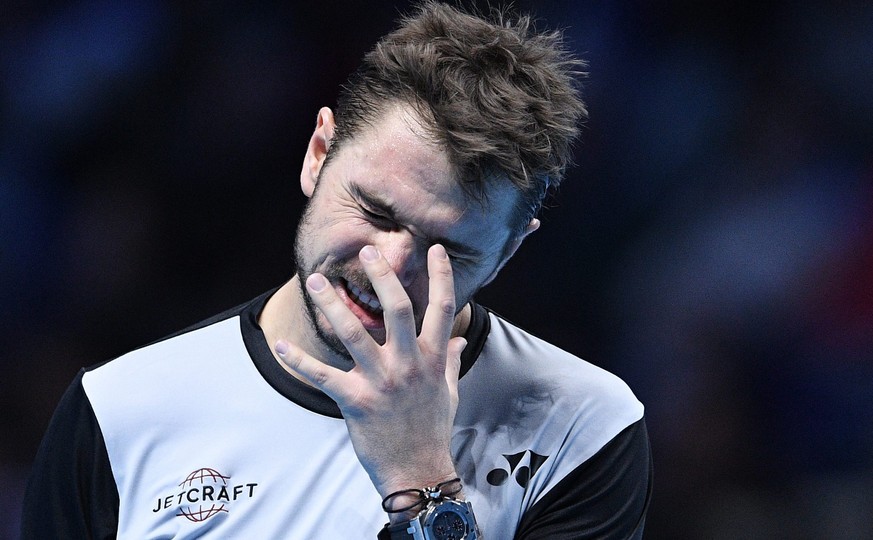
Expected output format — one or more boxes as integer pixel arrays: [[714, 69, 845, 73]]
[[445, 337, 467, 386]]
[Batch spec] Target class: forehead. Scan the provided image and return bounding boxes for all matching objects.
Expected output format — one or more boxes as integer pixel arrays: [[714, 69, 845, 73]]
[[330, 106, 519, 245]]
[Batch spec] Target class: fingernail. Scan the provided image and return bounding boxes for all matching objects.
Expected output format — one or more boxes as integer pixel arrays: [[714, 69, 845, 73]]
[[360, 245, 379, 262], [432, 244, 448, 259], [275, 340, 288, 357], [307, 273, 328, 292]]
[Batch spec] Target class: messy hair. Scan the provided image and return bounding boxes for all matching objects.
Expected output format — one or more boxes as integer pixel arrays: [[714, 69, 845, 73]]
[[328, 0, 588, 233]]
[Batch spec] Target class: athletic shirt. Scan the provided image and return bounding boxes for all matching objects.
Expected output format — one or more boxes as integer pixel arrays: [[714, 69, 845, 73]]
[[22, 290, 651, 539]]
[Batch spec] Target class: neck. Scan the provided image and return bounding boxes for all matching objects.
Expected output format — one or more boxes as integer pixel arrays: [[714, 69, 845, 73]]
[[258, 276, 472, 385]]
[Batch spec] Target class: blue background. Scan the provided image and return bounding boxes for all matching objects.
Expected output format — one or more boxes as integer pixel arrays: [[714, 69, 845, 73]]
[[2, 1, 872, 537]]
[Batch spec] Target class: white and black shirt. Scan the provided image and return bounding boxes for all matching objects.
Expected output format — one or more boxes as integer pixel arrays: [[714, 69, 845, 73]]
[[22, 290, 651, 539]]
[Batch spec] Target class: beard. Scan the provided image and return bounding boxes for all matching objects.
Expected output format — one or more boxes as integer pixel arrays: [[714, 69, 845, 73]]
[[292, 203, 356, 367]]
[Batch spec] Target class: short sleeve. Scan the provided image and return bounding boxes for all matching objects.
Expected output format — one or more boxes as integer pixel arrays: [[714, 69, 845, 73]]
[[514, 419, 652, 540], [20, 369, 119, 540]]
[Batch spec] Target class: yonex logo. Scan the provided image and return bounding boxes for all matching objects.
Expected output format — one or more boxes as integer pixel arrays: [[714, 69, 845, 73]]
[[151, 467, 258, 522], [486, 450, 548, 488]]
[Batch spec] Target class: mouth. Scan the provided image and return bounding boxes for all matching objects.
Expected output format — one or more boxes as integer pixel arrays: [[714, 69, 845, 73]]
[[340, 278, 384, 329], [345, 279, 383, 314]]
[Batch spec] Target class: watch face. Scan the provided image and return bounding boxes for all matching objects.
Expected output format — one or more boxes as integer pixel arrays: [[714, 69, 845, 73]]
[[422, 500, 476, 540], [430, 509, 467, 540]]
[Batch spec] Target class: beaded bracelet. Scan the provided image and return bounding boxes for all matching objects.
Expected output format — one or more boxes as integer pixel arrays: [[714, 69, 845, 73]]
[[381, 477, 463, 513]]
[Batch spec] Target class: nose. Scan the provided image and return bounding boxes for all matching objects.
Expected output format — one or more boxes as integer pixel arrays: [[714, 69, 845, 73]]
[[375, 229, 428, 289]]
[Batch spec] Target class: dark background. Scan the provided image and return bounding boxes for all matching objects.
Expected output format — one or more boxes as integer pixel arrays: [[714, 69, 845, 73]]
[[2, 1, 872, 538]]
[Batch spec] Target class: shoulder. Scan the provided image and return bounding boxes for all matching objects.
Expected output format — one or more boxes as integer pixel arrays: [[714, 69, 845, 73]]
[[464, 309, 644, 438], [79, 291, 277, 460], [21, 369, 120, 538], [82, 292, 265, 400], [454, 308, 649, 537]]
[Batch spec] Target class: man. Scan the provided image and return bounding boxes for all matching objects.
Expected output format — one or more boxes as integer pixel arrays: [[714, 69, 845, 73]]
[[23, 2, 651, 538]]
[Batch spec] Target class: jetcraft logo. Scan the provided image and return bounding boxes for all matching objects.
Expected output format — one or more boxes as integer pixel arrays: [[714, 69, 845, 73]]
[[151, 467, 258, 522]]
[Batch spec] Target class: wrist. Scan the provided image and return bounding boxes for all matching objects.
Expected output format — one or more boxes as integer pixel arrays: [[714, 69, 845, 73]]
[[378, 466, 459, 506], [378, 489, 479, 540], [387, 499, 440, 524], [382, 477, 464, 524]]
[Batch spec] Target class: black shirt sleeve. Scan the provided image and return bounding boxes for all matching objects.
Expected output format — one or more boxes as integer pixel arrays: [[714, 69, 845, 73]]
[[514, 418, 653, 540], [20, 369, 120, 540]]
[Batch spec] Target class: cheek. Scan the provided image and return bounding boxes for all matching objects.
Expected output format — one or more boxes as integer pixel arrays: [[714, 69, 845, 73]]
[[316, 228, 383, 276], [452, 265, 491, 301], [302, 203, 373, 252]]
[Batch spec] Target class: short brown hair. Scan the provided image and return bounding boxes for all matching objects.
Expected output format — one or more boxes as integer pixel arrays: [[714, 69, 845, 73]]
[[328, 1, 588, 233]]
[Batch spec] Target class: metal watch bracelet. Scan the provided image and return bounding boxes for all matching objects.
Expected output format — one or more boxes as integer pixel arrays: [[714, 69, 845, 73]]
[[378, 498, 479, 540]]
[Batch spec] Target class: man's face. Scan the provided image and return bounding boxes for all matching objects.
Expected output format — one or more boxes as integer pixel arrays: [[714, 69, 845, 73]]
[[294, 107, 520, 360]]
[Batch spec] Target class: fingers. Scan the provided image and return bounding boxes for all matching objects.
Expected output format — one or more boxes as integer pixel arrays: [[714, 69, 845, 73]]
[[357, 244, 457, 360], [359, 245, 417, 358], [444, 336, 467, 410], [275, 339, 346, 401], [304, 244, 458, 375], [420, 244, 456, 362], [445, 336, 467, 383], [305, 273, 380, 365]]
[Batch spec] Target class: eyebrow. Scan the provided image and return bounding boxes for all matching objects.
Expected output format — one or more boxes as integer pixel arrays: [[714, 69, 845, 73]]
[[348, 183, 484, 257]]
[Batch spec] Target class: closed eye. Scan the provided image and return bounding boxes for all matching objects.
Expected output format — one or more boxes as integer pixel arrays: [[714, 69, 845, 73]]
[[348, 183, 483, 260], [444, 250, 476, 268], [361, 205, 397, 230]]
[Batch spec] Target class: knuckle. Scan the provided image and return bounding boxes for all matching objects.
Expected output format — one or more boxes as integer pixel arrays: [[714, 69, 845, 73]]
[[314, 293, 336, 310], [288, 350, 305, 369], [391, 298, 415, 320], [435, 263, 454, 278], [371, 261, 394, 280], [311, 367, 330, 387], [404, 363, 427, 382], [387, 364, 423, 389], [439, 298, 455, 316], [376, 374, 400, 394], [340, 321, 367, 345], [346, 387, 371, 414]]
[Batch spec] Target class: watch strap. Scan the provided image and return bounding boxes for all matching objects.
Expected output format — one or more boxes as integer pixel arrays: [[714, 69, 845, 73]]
[[378, 519, 419, 540], [378, 499, 478, 540]]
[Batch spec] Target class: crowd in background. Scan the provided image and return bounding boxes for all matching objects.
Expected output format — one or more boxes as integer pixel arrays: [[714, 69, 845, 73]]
[[2, 1, 871, 538]]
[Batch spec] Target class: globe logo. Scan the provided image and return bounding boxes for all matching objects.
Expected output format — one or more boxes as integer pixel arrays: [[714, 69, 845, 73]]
[[176, 468, 231, 522]]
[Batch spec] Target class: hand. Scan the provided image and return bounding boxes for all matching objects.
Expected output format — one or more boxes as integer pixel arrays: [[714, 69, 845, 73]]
[[275, 243, 467, 509]]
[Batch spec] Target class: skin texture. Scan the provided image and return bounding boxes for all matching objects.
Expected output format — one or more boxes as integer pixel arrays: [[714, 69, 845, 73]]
[[260, 104, 538, 525]]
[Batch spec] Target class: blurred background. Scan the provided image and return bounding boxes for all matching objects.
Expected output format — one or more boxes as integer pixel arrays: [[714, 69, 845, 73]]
[[2, 0, 871, 538]]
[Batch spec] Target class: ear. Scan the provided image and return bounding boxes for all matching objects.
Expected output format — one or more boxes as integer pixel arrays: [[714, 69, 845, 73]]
[[300, 107, 336, 198], [482, 218, 540, 286]]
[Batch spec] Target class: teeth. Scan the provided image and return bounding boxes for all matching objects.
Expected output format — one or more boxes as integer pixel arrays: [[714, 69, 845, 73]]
[[346, 281, 383, 313]]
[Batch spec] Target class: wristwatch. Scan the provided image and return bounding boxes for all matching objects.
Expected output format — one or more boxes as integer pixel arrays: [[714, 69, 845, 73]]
[[378, 498, 479, 540]]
